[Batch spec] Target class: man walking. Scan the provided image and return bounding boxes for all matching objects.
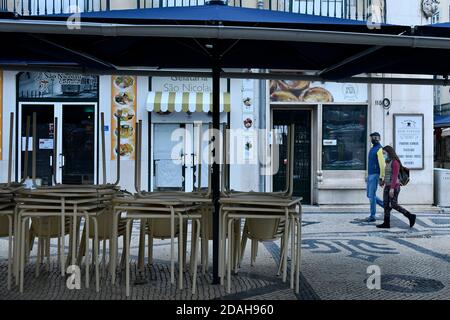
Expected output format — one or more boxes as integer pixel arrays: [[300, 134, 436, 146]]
[[365, 132, 385, 222]]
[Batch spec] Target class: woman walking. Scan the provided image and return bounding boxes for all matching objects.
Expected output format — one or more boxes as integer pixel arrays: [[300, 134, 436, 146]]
[[377, 146, 416, 229]]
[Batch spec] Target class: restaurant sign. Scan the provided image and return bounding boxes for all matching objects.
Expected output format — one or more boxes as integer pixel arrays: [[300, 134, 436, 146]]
[[18, 72, 98, 100], [270, 80, 367, 103], [394, 114, 424, 170]]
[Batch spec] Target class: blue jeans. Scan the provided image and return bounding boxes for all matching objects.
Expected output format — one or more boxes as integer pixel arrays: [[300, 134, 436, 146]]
[[367, 174, 384, 218]]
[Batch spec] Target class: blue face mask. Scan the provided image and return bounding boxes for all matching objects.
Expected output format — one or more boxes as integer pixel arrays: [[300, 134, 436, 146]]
[[383, 154, 389, 161]]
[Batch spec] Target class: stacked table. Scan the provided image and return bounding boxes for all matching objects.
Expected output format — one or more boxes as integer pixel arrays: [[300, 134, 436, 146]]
[[111, 191, 211, 296], [219, 193, 302, 293], [13, 185, 119, 292]]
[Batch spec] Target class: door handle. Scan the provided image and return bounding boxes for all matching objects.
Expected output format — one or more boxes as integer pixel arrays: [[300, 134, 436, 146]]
[[59, 154, 65, 168]]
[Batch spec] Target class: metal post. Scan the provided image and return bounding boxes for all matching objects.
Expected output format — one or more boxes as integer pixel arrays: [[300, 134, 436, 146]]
[[212, 54, 221, 285]]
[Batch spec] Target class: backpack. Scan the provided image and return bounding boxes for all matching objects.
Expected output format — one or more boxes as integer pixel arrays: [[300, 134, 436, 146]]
[[398, 165, 410, 186]]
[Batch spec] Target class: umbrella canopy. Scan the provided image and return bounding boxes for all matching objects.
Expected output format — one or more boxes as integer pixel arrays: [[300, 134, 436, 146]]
[[0, 4, 412, 78]]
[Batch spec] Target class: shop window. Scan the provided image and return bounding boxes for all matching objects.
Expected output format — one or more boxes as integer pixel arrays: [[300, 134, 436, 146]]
[[322, 105, 367, 170]]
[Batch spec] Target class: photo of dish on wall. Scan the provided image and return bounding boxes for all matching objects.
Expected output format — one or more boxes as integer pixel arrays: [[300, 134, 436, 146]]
[[115, 143, 134, 157], [270, 80, 334, 103]]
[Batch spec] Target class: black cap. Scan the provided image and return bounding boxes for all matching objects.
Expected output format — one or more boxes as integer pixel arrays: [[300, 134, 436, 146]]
[[370, 132, 381, 137]]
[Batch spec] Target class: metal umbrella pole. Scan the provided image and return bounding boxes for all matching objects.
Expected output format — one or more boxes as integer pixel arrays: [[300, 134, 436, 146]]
[[211, 52, 221, 284]]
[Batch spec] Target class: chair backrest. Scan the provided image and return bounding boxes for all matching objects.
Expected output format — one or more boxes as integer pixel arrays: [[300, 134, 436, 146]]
[[0, 215, 11, 236], [88, 213, 126, 240], [31, 217, 69, 238], [246, 218, 285, 241], [146, 218, 180, 239]]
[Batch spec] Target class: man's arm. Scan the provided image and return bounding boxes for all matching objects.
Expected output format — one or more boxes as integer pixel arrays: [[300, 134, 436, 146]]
[[377, 148, 386, 179]]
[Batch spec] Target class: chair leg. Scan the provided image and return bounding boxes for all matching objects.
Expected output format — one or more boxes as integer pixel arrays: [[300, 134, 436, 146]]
[[7, 215, 13, 290], [183, 220, 188, 268], [93, 217, 99, 293], [125, 219, 132, 297], [120, 235, 127, 270], [250, 239, 257, 267], [179, 217, 184, 290], [85, 216, 90, 289], [192, 219, 201, 295], [282, 218, 289, 283], [227, 218, 234, 294], [296, 218, 301, 294], [138, 219, 145, 270], [77, 225, 86, 267], [239, 224, 248, 267], [147, 224, 153, 266], [20, 217, 29, 294], [290, 216, 295, 289], [190, 222, 195, 275], [35, 237, 41, 278]]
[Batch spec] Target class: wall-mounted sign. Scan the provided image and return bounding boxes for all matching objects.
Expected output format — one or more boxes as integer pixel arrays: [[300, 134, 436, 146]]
[[270, 80, 367, 103], [151, 76, 227, 93], [39, 139, 54, 150], [111, 75, 137, 160], [323, 139, 337, 146], [18, 72, 98, 100], [394, 114, 424, 170]]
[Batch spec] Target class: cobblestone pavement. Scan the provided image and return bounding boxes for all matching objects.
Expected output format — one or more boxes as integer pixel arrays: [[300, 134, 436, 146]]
[[0, 210, 449, 300]]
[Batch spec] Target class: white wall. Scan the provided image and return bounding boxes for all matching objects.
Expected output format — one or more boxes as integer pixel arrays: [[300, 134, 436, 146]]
[[0, 71, 19, 184]]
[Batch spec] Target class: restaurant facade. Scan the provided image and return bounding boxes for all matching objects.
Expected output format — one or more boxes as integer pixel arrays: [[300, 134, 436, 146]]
[[0, 0, 439, 207]]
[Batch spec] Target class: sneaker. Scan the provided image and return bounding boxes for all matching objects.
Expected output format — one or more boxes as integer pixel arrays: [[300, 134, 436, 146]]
[[365, 217, 376, 223]]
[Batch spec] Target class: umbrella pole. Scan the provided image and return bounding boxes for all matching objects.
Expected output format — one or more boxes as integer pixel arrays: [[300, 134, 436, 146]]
[[212, 61, 221, 284], [7, 113, 14, 185]]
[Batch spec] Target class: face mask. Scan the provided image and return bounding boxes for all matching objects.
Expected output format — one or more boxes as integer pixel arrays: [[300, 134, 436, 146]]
[[383, 154, 389, 161]]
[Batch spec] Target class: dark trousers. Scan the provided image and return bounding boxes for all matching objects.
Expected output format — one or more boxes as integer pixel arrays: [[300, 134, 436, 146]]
[[383, 186, 411, 220]]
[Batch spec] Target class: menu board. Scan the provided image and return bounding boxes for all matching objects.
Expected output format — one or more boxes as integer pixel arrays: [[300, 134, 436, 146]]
[[394, 114, 424, 169], [0, 70, 2, 160], [111, 75, 137, 160]]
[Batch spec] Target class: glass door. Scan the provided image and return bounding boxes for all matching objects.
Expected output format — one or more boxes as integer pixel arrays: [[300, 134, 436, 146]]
[[273, 109, 312, 204], [20, 105, 55, 186], [61, 104, 95, 185]]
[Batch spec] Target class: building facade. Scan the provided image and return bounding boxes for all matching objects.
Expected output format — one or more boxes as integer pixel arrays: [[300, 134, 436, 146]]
[[0, 0, 439, 207]]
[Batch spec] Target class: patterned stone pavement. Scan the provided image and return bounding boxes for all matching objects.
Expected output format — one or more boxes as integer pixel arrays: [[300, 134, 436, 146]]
[[0, 210, 449, 300]]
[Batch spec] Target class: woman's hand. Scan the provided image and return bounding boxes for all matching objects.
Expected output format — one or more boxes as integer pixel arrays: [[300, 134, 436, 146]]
[[389, 188, 395, 198]]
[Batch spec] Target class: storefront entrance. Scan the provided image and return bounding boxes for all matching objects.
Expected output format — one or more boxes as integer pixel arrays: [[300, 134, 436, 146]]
[[19, 103, 96, 185], [273, 109, 312, 204], [152, 122, 210, 192]]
